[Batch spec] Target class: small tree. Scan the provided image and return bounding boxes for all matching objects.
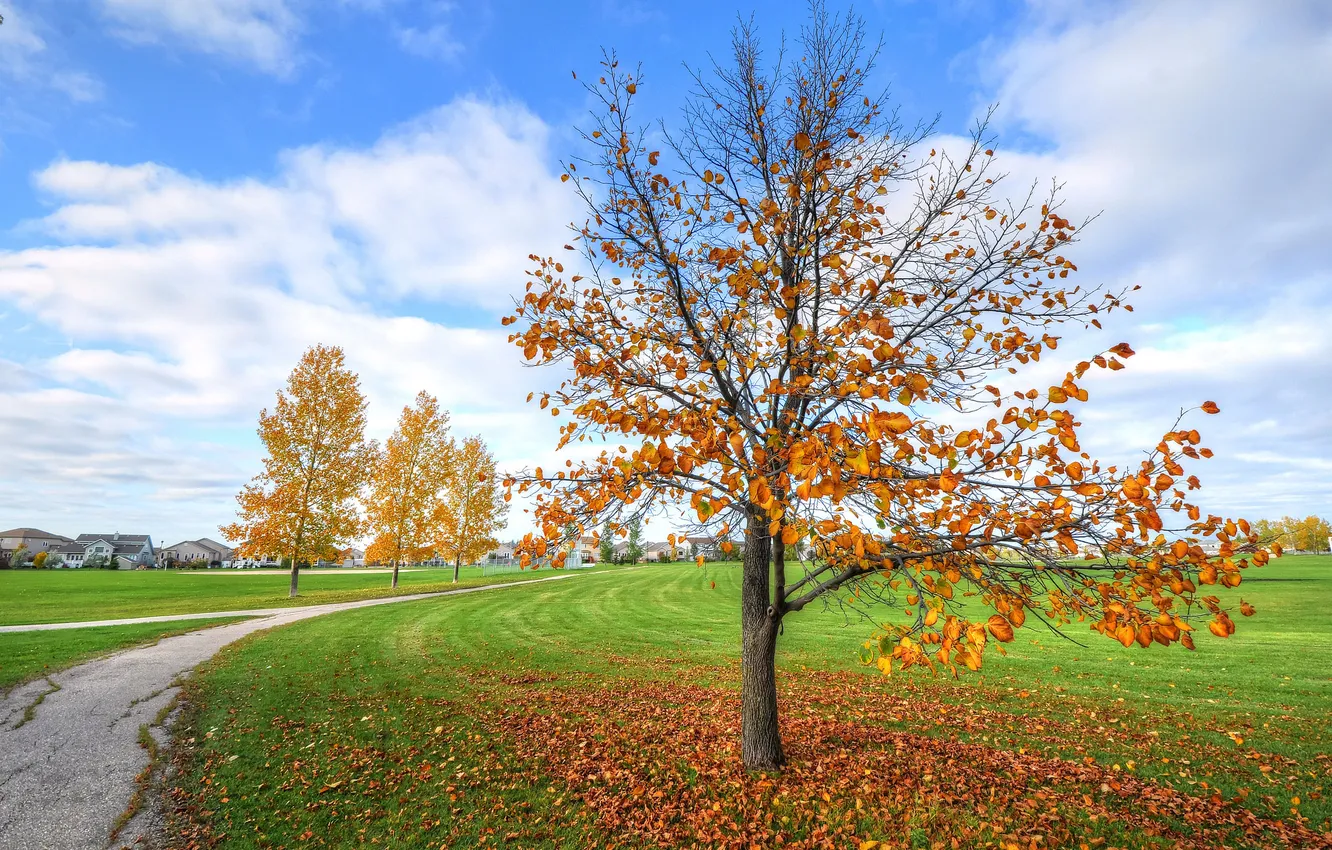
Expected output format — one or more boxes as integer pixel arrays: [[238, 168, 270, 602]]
[[9, 546, 29, 568], [506, 7, 1267, 770], [434, 436, 508, 581], [626, 517, 644, 564], [599, 521, 616, 564], [32, 551, 49, 569], [365, 391, 455, 589], [221, 344, 375, 597]]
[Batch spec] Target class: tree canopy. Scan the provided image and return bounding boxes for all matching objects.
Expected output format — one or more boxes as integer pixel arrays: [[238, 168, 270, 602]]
[[504, 7, 1270, 769], [366, 391, 455, 588], [221, 344, 375, 597]]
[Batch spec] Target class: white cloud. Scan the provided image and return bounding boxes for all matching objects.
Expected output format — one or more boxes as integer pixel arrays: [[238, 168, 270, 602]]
[[968, 0, 1332, 519], [0, 3, 102, 102], [395, 22, 461, 60], [0, 97, 575, 543], [98, 0, 303, 75]]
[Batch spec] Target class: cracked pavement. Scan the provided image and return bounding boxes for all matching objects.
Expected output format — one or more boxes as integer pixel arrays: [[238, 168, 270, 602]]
[[0, 575, 576, 849]]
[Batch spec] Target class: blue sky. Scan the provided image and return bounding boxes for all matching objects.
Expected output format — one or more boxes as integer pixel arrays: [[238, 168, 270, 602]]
[[1, 0, 1329, 547]]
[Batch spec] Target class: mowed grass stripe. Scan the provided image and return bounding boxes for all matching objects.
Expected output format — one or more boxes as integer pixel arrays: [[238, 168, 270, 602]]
[[0, 565, 619, 626]]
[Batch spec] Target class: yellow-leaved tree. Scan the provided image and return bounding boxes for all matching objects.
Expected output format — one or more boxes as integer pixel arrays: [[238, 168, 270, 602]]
[[365, 391, 455, 588], [221, 344, 375, 597], [434, 435, 508, 582]]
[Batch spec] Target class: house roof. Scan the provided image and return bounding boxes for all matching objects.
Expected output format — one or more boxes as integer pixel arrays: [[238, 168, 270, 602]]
[[75, 534, 154, 556], [1, 527, 72, 541], [75, 533, 151, 545], [193, 537, 229, 551], [163, 538, 231, 554]]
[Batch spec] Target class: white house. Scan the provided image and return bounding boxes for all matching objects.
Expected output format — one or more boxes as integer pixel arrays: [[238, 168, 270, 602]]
[[480, 542, 516, 565], [51, 533, 155, 569]]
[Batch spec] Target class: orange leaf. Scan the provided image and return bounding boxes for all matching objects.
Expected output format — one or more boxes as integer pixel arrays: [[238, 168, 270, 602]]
[[986, 615, 1014, 643], [1201, 401, 1220, 414]]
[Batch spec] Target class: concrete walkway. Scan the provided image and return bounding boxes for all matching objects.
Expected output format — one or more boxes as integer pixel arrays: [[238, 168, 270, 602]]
[[0, 574, 577, 850]]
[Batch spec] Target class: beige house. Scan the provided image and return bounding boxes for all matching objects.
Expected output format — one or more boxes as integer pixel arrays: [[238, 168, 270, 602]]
[[0, 527, 73, 558], [643, 541, 679, 562], [577, 536, 598, 563], [159, 537, 234, 567]]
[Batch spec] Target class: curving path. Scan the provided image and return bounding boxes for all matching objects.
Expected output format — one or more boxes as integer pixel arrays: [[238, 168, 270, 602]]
[[0, 574, 577, 850]]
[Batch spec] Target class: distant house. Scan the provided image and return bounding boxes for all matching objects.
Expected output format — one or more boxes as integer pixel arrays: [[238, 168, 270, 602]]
[[334, 547, 365, 567], [643, 541, 678, 562], [481, 542, 516, 565], [577, 536, 598, 563], [611, 540, 676, 563], [0, 527, 73, 557], [51, 533, 155, 569], [159, 537, 234, 567], [686, 536, 723, 561]]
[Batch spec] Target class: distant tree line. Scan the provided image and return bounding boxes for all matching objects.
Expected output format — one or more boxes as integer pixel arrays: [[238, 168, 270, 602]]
[[1253, 516, 1331, 553], [221, 345, 508, 597]]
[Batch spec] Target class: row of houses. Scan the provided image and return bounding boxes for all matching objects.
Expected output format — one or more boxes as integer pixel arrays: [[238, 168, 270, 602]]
[[2, 526, 728, 570], [479, 535, 724, 565], [1, 527, 262, 569]]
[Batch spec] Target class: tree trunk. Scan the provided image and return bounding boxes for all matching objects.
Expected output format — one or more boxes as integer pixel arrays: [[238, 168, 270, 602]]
[[391, 557, 399, 589], [740, 512, 785, 770], [288, 552, 300, 598], [453, 555, 460, 583]]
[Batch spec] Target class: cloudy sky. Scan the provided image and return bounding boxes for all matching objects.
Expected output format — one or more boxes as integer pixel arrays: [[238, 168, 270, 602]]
[[0, 0, 1328, 547]]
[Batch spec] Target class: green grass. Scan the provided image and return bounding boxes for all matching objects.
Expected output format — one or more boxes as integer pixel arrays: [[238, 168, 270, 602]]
[[167, 555, 1332, 848], [0, 618, 247, 692], [0, 564, 615, 626]]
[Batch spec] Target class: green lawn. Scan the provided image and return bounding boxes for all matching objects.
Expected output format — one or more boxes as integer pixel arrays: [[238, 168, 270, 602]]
[[0, 565, 612, 626], [166, 555, 1331, 849], [0, 618, 246, 692]]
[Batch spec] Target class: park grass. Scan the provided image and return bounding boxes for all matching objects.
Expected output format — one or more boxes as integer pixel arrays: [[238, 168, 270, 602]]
[[0, 564, 616, 626], [0, 617, 247, 692], [164, 555, 1332, 848]]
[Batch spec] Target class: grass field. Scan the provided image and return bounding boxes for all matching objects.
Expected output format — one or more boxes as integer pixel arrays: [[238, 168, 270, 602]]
[[0, 617, 246, 692], [0, 565, 606, 626], [163, 555, 1331, 849]]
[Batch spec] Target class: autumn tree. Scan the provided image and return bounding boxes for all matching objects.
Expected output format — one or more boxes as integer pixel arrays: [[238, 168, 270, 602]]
[[505, 8, 1270, 770], [434, 435, 508, 581], [222, 344, 375, 597], [365, 391, 455, 588]]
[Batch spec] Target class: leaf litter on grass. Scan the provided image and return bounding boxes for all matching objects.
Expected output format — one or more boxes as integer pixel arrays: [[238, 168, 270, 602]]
[[167, 659, 1331, 850]]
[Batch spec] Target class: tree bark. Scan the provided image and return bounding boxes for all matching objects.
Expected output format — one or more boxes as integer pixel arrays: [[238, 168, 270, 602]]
[[452, 554, 461, 583], [391, 557, 399, 589], [288, 552, 300, 598], [740, 511, 785, 770]]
